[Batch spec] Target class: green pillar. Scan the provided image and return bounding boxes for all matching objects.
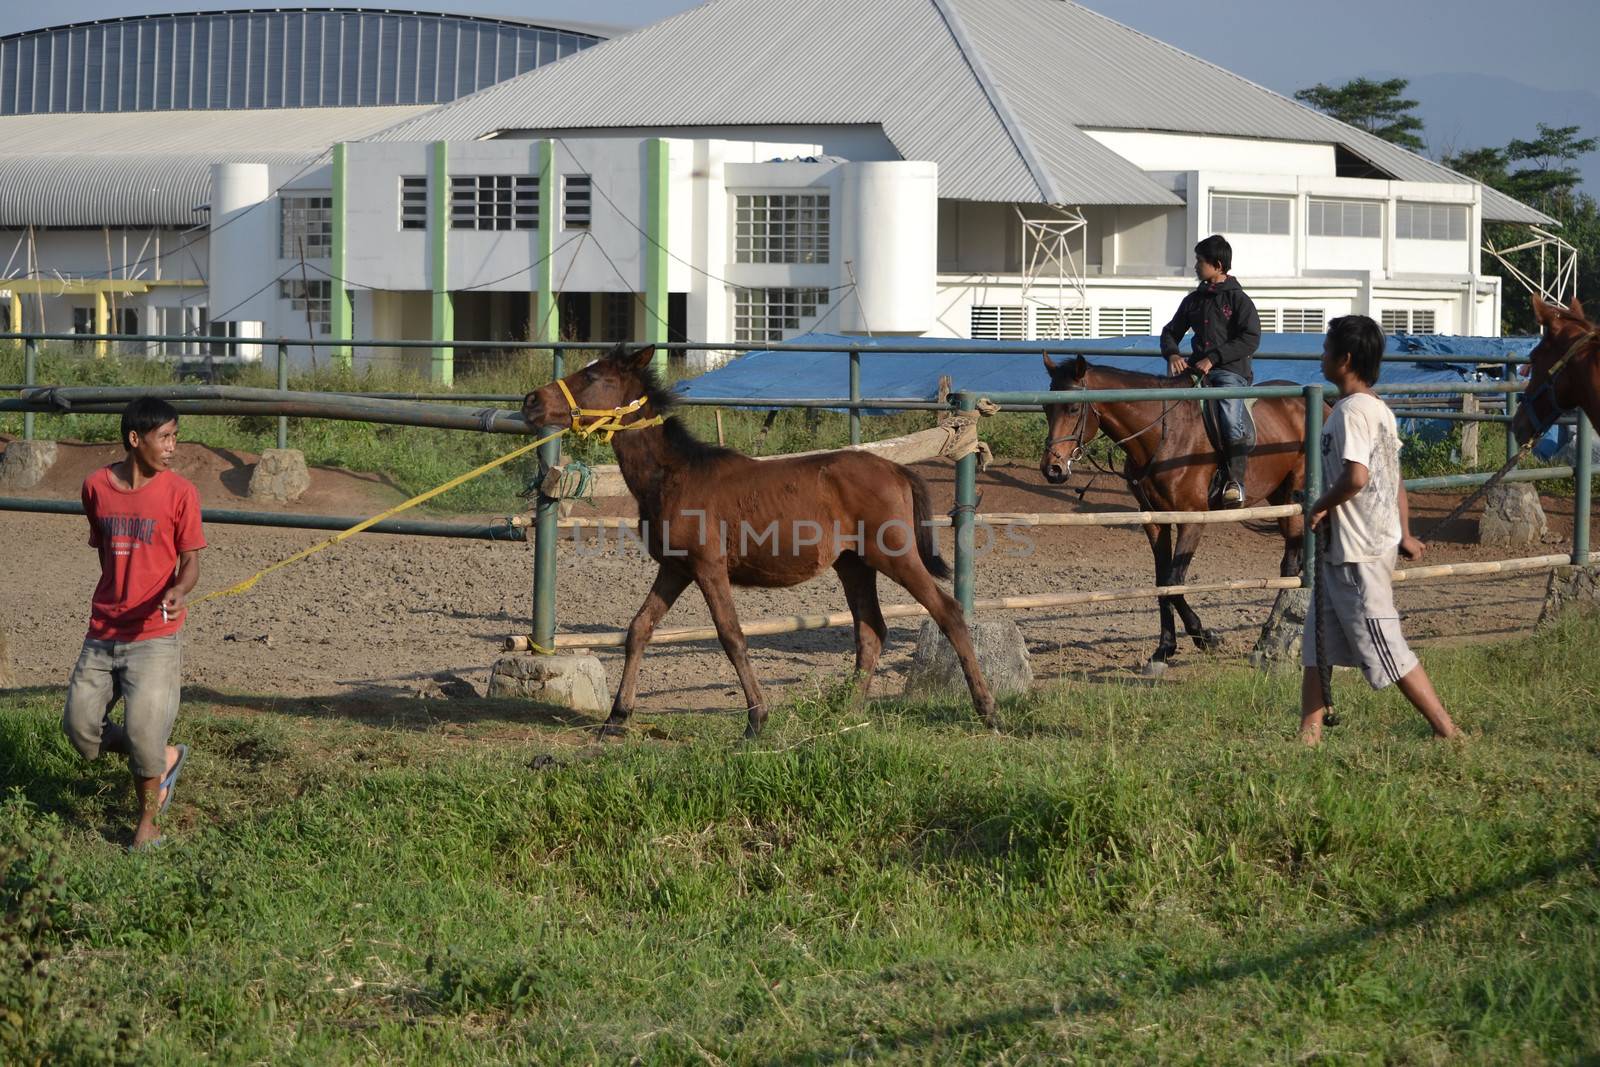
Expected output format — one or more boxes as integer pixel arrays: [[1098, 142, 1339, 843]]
[[644, 138, 669, 375], [330, 143, 353, 365], [534, 139, 559, 348], [430, 140, 454, 386]]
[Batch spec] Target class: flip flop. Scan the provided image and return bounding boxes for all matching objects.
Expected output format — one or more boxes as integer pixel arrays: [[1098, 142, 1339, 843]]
[[128, 837, 167, 854], [158, 743, 189, 816]]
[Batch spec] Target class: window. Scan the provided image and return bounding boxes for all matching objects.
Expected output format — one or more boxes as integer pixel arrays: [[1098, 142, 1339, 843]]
[[970, 305, 1026, 341], [1257, 308, 1280, 332], [400, 176, 428, 230], [280, 194, 333, 258], [1210, 194, 1291, 236], [734, 287, 829, 343], [115, 307, 138, 335], [1280, 307, 1326, 333], [1096, 307, 1154, 338], [280, 279, 332, 334], [1380, 309, 1439, 335], [1308, 198, 1381, 239], [71, 306, 94, 350], [450, 175, 538, 231], [735, 193, 831, 264], [1032, 306, 1090, 340], [602, 292, 632, 342], [1395, 202, 1468, 241], [564, 174, 592, 229]]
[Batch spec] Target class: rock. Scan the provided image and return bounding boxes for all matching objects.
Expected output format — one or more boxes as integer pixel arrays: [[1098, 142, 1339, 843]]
[[0, 439, 57, 491], [431, 672, 479, 699], [903, 618, 1032, 699], [1537, 565, 1600, 628], [247, 448, 310, 503], [1477, 483, 1547, 547], [488, 653, 609, 712], [1250, 587, 1310, 671]]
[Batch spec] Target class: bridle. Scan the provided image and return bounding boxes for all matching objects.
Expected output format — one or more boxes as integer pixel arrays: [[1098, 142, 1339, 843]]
[[1046, 380, 1184, 484], [1520, 324, 1600, 435], [555, 377, 665, 444]]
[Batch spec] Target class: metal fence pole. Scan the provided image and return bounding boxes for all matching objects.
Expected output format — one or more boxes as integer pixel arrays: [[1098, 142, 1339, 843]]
[[1507, 387, 1520, 464], [953, 392, 979, 618], [1575, 414, 1592, 566], [849, 347, 861, 446], [532, 349, 564, 651], [275, 343, 289, 451], [1302, 384, 1324, 586], [22, 338, 36, 441]]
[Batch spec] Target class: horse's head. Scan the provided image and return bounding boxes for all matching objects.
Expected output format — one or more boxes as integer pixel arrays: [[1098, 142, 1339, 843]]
[[1513, 296, 1599, 446], [522, 344, 662, 431], [1040, 353, 1101, 485]]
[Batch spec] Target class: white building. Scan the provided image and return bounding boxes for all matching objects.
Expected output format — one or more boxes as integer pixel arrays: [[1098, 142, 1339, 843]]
[[1, 1, 1556, 379]]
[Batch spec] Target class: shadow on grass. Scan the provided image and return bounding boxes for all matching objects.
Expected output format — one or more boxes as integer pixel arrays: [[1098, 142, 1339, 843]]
[[774, 843, 1600, 1064]]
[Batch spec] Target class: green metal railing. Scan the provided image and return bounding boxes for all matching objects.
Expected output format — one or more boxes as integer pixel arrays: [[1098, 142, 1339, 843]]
[[4, 330, 1590, 658]]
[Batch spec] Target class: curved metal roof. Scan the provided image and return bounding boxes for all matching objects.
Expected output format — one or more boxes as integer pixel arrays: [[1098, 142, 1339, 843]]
[[0, 105, 432, 225], [0, 8, 602, 115]]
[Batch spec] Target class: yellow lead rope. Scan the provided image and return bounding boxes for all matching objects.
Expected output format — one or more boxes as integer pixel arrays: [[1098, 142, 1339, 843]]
[[191, 427, 565, 605]]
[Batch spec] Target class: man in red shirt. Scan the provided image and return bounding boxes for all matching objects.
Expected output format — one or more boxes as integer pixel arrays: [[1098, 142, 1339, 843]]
[[63, 397, 205, 850]]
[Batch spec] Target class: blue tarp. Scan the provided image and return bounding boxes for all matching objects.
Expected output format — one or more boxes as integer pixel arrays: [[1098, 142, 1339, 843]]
[[678, 332, 1540, 406]]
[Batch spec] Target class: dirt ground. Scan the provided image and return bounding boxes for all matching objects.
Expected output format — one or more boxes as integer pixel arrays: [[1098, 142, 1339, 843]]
[[1, 437, 1580, 720]]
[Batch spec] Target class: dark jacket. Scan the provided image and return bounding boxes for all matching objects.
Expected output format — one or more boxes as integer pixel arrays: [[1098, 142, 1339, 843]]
[[1159, 277, 1261, 381]]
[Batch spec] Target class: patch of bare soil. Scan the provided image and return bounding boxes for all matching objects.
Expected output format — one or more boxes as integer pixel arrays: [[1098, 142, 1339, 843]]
[[1, 440, 1577, 725]]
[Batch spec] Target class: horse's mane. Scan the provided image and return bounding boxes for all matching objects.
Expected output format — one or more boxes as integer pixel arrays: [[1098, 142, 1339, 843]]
[[604, 345, 740, 464], [1049, 360, 1181, 391]]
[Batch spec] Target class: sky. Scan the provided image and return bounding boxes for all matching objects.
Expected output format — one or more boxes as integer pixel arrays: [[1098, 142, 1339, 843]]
[[2, 0, 1596, 161]]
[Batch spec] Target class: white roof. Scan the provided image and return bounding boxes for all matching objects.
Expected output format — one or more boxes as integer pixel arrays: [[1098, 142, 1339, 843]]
[[0, 106, 432, 226], [374, 0, 1550, 224]]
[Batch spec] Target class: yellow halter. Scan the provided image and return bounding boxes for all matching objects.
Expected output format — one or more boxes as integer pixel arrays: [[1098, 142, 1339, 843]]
[[555, 377, 666, 444]]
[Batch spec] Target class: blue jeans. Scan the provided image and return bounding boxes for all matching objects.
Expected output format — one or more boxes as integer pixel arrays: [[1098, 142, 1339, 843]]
[[1203, 368, 1256, 453]]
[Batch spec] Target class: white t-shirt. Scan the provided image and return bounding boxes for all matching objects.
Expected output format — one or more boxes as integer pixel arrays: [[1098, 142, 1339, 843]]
[[1321, 391, 1403, 565]]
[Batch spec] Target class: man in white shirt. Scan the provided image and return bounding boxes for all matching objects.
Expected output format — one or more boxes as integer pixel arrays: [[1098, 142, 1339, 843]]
[[1300, 315, 1461, 746]]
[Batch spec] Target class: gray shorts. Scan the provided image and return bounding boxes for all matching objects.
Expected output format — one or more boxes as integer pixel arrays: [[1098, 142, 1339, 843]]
[[62, 635, 181, 779], [1302, 559, 1418, 690]]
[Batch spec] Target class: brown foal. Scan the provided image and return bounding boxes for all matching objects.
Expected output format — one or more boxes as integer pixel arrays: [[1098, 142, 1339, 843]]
[[522, 345, 997, 738]]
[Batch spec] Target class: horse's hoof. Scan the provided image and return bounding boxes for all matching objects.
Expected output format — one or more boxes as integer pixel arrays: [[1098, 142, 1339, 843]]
[[1194, 631, 1224, 653], [1141, 659, 1170, 678], [598, 722, 628, 739]]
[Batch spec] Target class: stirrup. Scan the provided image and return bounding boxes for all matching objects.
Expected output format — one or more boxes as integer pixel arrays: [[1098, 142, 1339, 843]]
[[1220, 480, 1245, 506]]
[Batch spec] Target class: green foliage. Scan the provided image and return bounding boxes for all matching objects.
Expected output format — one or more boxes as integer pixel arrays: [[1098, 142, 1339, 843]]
[[1294, 77, 1426, 151], [1445, 123, 1599, 335], [1, 615, 1598, 1061]]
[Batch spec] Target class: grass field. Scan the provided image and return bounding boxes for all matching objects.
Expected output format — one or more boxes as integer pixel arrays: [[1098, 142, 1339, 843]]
[[3, 613, 1597, 1064]]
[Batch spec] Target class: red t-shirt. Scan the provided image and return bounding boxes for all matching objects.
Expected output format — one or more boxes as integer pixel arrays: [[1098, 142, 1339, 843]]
[[82, 466, 206, 641]]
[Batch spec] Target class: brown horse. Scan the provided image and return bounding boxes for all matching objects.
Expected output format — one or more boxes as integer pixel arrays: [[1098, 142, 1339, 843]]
[[521, 344, 997, 738], [1039, 355, 1318, 674], [1513, 296, 1600, 447]]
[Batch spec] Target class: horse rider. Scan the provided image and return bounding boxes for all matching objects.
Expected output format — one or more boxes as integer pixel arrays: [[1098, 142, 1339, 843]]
[[1160, 234, 1263, 507]]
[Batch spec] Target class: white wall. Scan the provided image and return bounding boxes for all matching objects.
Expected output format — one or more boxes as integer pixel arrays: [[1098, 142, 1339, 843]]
[[1087, 130, 1338, 177]]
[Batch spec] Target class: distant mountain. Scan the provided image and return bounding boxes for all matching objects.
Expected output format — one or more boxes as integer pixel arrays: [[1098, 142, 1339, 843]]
[[1367, 70, 1600, 194]]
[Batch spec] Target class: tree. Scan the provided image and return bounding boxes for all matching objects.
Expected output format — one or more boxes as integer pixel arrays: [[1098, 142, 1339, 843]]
[[1294, 77, 1426, 151], [1446, 127, 1598, 334], [1503, 124, 1597, 214]]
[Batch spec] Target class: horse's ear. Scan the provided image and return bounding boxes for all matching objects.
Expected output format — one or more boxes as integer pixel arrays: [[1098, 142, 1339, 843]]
[[1570, 296, 1586, 320], [1073, 355, 1088, 379], [623, 344, 656, 369], [1532, 295, 1554, 326], [1042, 352, 1058, 373]]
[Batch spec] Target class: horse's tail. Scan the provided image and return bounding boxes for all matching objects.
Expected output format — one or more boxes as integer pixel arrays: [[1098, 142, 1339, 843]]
[[908, 470, 952, 581]]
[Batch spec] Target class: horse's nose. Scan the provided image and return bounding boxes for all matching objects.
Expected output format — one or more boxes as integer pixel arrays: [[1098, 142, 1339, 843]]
[[1044, 462, 1067, 484]]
